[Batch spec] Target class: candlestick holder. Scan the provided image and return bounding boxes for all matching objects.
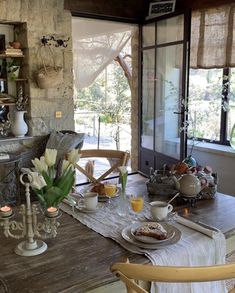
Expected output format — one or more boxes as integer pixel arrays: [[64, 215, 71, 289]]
[[0, 173, 61, 256]]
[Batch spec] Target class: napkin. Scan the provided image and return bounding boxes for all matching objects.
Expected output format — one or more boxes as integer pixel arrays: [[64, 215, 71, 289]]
[[175, 215, 220, 238]]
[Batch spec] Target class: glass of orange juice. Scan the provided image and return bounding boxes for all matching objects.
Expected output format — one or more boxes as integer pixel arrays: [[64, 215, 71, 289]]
[[104, 183, 117, 205], [129, 194, 144, 222]]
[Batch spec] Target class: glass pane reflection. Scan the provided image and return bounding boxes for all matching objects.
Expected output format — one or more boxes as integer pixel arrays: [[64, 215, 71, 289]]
[[141, 49, 155, 150], [155, 44, 183, 159], [142, 23, 155, 47], [157, 15, 184, 45]]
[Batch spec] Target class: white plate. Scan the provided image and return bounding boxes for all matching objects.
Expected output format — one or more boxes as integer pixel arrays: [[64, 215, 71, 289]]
[[121, 222, 181, 249], [81, 185, 121, 202], [130, 222, 175, 244], [75, 205, 98, 213]]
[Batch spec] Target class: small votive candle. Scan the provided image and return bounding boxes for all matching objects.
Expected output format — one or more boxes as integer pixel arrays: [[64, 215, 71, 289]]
[[0, 205, 12, 217], [46, 207, 58, 218]]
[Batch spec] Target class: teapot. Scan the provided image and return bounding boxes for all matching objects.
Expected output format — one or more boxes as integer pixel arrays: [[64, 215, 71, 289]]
[[173, 172, 207, 197]]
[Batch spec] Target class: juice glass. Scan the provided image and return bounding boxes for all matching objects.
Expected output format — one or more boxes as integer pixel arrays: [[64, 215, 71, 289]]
[[129, 194, 144, 221], [104, 183, 117, 204]]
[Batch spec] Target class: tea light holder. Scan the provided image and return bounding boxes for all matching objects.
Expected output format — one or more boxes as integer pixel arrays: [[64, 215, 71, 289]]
[[0, 205, 13, 217], [0, 173, 60, 256]]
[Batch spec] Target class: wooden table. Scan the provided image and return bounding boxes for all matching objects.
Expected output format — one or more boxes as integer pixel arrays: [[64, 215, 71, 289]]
[[0, 173, 235, 293]]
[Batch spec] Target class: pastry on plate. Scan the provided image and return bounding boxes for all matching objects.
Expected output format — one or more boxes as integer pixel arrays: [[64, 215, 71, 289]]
[[134, 222, 167, 240], [91, 183, 105, 196]]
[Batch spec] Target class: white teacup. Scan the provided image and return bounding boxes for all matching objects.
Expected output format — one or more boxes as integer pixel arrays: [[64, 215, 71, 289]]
[[78, 192, 98, 211], [150, 201, 173, 221]]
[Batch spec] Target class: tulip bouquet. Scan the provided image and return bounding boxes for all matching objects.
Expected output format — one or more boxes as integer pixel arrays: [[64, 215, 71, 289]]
[[29, 148, 80, 208]]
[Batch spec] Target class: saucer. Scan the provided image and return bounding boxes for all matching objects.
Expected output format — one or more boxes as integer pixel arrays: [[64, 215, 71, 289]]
[[75, 205, 98, 213], [81, 185, 121, 202]]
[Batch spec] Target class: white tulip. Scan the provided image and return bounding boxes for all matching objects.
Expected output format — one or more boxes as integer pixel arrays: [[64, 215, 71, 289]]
[[118, 166, 128, 175], [45, 149, 57, 167], [61, 160, 71, 172], [67, 149, 81, 165], [29, 171, 47, 190], [31, 156, 48, 173]]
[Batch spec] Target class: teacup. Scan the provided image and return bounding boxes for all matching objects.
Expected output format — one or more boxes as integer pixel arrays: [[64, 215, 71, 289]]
[[150, 201, 173, 221], [78, 192, 98, 211]]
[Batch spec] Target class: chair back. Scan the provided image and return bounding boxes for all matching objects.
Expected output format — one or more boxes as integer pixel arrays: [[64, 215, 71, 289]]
[[111, 261, 235, 293], [75, 149, 130, 183]]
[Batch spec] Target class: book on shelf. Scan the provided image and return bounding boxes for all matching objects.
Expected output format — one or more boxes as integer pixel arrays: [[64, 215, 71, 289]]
[[1, 48, 23, 56]]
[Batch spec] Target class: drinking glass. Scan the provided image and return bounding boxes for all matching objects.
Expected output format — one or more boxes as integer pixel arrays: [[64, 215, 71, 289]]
[[104, 183, 117, 205], [129, 194, 144, 222]]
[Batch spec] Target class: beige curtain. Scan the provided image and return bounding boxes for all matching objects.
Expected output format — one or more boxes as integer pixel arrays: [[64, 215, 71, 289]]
[[190, 4, 235, 68]]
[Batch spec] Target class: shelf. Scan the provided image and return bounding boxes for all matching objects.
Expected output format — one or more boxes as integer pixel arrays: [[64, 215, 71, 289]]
[[15, 78, 28, 82], [0, 102, 15, 106], [0, 78, 27, 82], [0, 54, 24, 58], [0, 136, 33, 142]]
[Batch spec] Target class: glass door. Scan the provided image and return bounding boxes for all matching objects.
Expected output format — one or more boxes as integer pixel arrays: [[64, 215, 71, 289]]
[[139, 12, 190, 174]]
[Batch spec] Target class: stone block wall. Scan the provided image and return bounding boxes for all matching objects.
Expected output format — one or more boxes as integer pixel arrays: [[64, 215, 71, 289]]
[[0, 0, 74, 201], [0, 0, 74, 140]]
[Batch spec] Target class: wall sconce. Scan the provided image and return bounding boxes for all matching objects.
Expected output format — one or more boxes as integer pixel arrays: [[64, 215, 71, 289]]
[[41, 35, 70, 48]]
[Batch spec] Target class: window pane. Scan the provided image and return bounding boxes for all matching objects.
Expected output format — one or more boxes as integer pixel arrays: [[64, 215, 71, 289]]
[[227, 68, 235, 140], [142, 23, 155, 47], [157, 15, 184, 45], [155, 44, 183, 159], [188, 69, 223, 141], [141, 49, 155, 149]]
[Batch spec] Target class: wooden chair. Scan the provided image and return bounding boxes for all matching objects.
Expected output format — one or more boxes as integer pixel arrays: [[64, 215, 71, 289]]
[[75, 149, 130, 183], [111, 261, 235, 293]]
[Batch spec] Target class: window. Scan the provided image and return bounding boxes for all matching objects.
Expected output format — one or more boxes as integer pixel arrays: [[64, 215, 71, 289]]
[[188, 68, 235, 145], [188, 4, 235, 146]]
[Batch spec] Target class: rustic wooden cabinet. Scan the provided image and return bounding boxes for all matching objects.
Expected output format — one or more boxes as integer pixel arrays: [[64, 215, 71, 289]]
[[0, 23, 29, 138]]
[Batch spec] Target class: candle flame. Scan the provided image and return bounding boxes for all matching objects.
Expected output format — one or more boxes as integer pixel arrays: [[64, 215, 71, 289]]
[[0, 206, 11, 212]]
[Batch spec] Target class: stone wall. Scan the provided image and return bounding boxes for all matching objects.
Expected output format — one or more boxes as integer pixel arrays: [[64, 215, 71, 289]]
[[0, 0, 74, 139]]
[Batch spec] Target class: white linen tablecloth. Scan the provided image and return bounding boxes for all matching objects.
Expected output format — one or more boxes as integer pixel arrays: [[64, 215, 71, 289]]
[[60, 198, 226, 293]]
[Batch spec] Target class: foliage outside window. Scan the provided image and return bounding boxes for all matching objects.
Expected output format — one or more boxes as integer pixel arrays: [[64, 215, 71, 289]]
[[188, 68, 235, 144], [75, 59, 131, 150]]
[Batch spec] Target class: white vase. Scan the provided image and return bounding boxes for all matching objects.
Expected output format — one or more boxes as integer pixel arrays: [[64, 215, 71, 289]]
[[11, 110, 28, 138]]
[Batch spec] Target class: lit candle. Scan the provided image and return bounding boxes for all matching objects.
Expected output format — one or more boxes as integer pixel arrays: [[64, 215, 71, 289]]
[[0, 206, 12, 217], [46, 207, 58, 218], [183, 208, 189, 217]]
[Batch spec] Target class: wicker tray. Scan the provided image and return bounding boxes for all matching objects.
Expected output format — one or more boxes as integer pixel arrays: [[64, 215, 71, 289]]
[[146, 181, 177, 196]]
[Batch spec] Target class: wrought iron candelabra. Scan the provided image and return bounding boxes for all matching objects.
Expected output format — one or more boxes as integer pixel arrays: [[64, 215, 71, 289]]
[[0, 173, 60, 256]]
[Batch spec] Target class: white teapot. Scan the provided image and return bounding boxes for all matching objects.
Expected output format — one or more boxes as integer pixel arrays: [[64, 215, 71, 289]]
[[173, 172, 207, 197]]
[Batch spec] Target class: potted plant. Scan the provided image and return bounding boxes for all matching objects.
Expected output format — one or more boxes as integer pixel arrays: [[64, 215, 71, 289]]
[[7, 59, 21, 81]]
